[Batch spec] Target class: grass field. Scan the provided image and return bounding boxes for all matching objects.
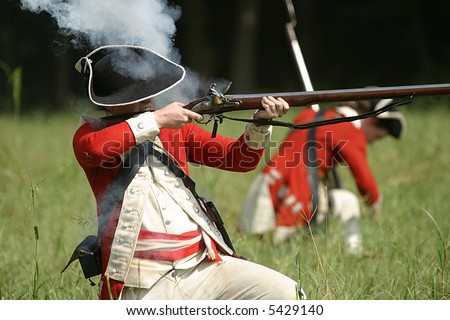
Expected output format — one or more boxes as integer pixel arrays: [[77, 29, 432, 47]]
[[0, 99, 448, 300]]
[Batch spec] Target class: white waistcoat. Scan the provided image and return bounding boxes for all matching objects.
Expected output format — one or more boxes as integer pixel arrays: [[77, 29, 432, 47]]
[[105, 141, 233, 287]]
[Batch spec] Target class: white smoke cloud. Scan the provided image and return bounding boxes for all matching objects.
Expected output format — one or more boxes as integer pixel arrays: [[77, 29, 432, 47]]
[[19, 0, 181, 61]]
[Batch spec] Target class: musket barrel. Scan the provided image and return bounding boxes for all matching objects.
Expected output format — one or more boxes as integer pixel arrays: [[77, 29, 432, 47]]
[[217, 83, 450, 113]]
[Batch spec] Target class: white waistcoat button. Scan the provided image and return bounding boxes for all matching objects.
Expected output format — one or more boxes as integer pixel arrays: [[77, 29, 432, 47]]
[[124, 207, 132, 213]]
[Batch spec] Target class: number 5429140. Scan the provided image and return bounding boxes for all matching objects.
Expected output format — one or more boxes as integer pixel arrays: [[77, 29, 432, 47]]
[[268, 304, 324, 316]]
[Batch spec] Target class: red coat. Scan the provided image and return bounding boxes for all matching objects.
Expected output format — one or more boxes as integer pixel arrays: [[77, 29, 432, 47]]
[[263, 107, 380, 228], [73, 119, 265, 298]]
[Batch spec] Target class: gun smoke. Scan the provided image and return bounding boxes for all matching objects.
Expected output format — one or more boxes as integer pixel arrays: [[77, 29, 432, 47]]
[[19, 0, 222, 105]]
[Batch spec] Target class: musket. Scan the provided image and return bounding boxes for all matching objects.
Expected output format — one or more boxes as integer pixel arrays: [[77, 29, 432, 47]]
[[185, 82, 450, 115], [98, 82, 450, 131]]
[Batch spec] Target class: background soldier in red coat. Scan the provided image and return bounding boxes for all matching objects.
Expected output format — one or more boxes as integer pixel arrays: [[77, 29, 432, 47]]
[[239, 100, 406, 255]]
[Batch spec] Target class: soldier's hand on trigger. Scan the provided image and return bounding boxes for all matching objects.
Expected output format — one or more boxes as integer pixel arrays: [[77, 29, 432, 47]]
[[154, 102, 204, 129]]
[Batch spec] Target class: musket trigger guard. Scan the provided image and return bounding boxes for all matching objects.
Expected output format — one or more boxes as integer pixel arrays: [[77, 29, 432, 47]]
[[195, 114, 214, 125], [211, 114, 224, 138]]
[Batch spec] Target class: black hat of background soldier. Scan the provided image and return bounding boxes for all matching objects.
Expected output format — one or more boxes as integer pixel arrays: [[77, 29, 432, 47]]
[[74, 45, 185, 107], [370, 98, 407, 139]]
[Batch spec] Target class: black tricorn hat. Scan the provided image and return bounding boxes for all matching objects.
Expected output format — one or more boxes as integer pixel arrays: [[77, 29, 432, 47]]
[[371, 99, 407, 139], [75, 45, 185, 107]]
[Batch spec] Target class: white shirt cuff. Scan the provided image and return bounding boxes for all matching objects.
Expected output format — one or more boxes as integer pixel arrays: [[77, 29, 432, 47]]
[[244, 123, 272, 150], [126, 112, 160, 144]]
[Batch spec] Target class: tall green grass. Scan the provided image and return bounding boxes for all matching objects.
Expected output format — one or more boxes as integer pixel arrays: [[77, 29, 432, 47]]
[[0, 101, 448, 299]]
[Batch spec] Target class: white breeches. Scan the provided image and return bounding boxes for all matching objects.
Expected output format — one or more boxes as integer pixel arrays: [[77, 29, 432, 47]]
[[327, 188, 361, 223], [239, 174, 275, 235], [327, 188, 363, 254], [121, 255, 304, 300]]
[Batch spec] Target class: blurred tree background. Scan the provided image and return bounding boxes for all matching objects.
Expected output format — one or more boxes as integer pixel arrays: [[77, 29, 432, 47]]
[[1, 0, 450, 113]]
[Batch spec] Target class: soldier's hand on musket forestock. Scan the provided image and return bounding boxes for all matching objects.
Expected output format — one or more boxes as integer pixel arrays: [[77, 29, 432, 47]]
[[154, 102, 204, 129], [254, 96, 289, 120]]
